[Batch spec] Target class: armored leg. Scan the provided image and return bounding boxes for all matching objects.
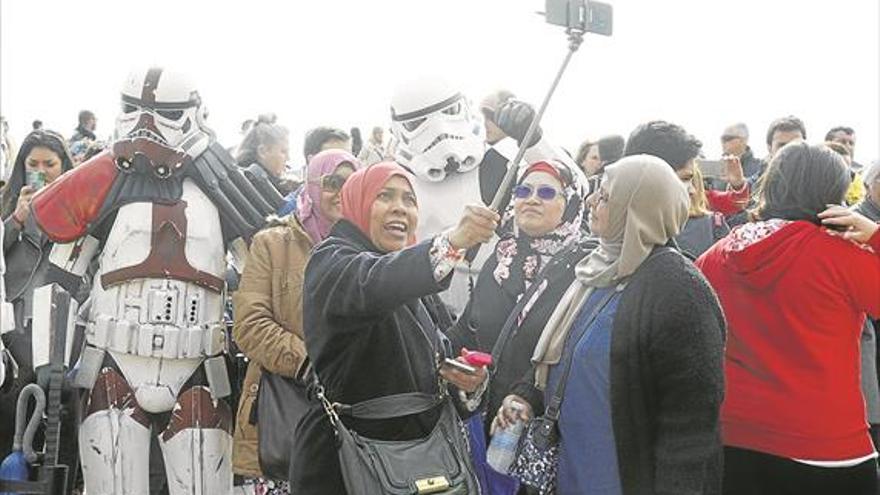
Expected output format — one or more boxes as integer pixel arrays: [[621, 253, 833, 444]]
[[159, 385, 233, 495], [79, 367, 152, 495]]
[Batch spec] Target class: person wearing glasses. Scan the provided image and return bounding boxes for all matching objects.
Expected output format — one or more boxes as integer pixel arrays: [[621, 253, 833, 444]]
[[497, 155, 725, 494], [231, 149, 361, 493], [448, 159, 591, 435], [720, 123, 763, 181]]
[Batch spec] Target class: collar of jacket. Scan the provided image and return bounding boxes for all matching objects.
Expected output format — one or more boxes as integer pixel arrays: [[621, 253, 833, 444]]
[[328, 218, 383, 253], [75, 126, 97, 141]]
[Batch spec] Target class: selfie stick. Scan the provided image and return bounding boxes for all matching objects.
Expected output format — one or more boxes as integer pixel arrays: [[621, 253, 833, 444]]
[[488, 28, 584, 211]]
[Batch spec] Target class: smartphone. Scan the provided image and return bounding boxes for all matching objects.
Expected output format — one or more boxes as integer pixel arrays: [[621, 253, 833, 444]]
[[26, 170, 46, 191], [443, 358, 477, 375], [545, 0, 613, 36], [462, 350, 493, 368]]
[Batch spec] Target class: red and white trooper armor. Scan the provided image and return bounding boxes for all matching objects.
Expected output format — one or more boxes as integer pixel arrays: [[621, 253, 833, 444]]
[[28, 68, 276, 495]]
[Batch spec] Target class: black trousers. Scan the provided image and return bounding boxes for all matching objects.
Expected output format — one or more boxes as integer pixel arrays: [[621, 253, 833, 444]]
[[723, 446, 878, 495]]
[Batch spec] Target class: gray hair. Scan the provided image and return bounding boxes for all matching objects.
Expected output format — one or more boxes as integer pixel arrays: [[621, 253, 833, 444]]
[[722, 123, 749, 139]]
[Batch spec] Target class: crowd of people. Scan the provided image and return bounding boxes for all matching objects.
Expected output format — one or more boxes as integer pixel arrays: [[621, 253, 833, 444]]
[[0, 70, 879, 495]]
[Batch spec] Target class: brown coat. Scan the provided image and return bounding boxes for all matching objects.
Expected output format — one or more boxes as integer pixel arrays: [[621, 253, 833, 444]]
[[232, 216, 313, 478]]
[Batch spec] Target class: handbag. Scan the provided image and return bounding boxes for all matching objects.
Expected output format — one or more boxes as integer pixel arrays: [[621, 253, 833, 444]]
[[319, 389, 479, 494], [508, 284, 621, 494], [256, 369, 312, 481]]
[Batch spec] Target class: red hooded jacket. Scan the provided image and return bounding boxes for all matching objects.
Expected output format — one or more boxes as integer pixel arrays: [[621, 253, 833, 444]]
[[697, 219, 880, 460]]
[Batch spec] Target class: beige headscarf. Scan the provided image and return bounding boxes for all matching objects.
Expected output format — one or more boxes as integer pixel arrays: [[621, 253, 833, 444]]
[[531, 154, 690, 389]]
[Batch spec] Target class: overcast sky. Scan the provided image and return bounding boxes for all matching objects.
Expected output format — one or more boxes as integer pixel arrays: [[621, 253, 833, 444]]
[[1, 0, 878, 165]]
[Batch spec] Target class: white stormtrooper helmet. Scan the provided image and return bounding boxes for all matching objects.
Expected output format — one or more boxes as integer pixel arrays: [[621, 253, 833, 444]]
[[115, 67, 213, 158], [390, 77, 486, 182]]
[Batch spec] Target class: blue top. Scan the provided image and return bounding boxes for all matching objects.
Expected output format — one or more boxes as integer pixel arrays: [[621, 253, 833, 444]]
[[277, 187, 300, 216], [547, 285, 623, 495]]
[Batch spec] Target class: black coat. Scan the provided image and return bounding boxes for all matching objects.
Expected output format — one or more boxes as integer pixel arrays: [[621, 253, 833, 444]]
[[290, 220, 455, 494], [447, 239, 594, 430], [514, 247, 726, 495]]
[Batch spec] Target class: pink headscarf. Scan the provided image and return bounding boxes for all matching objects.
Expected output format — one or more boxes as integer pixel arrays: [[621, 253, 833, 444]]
[[341, 162, 418, 247], [297, 149, 362, 243]]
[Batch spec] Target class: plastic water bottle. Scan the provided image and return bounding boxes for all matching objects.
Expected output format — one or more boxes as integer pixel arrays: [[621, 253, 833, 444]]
[[486, 401, 525, 474]]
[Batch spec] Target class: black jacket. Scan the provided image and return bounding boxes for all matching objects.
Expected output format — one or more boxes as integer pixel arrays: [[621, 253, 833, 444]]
[[291, 220, 455, 494], [514, 247, 726, 495], [447, 239, 594, 430]]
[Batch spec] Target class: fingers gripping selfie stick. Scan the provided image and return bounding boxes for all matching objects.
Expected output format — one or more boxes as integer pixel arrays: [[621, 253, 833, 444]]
[[466, 0, 613, 263], [489, 29, 584, 212], [491, 0, 613, 211]]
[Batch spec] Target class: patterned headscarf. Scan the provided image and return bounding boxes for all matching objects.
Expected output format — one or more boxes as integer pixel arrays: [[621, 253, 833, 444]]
[[296, 149, 361, 243], [492, 159, 585, 298]]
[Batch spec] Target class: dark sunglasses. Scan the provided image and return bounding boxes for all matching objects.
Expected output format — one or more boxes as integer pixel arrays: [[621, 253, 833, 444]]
[[513, 184, 561, 201], [720, 135, 741, 143], [312, 174, 347, 192]]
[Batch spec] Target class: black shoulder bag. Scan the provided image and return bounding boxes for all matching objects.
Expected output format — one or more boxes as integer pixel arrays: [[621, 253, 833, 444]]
[[257, 365, 313, 481], [319, 389, 478, 494], [316, 300, 479, 494]]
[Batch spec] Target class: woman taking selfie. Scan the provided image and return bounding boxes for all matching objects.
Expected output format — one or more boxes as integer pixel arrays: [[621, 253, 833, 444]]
[[291, 162, 499, 493]]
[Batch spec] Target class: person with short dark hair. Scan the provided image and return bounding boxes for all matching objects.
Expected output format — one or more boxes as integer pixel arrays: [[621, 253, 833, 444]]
[[73, 110, 97, 141], [575, 138, 597, 176], [765, 115, 806, 158], [826, 126, 866, 202], [302, 126, 350, 163], [625, 120, 749, 216], [596, 135, 625, 168], [697, 142, 880, 495], [826, 141, 865, 205], [825, 126, 856, 159], [70, 109, 99, 165]]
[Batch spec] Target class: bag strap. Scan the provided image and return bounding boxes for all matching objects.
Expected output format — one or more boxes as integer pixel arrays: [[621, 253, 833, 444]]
[[542, 246, 679, 420], [487, 240, 597, 368], [334, 392, 443, 419], [543, 283, 621, 421], [488, 254, 565, 367]]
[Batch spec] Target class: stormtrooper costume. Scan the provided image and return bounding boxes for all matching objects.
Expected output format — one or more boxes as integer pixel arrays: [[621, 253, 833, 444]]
[[27, 68, 280, 495], [390, 77, 583, 312]]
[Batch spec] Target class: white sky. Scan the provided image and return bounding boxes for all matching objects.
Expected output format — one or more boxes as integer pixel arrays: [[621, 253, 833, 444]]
[[2, 0, 878, 165]]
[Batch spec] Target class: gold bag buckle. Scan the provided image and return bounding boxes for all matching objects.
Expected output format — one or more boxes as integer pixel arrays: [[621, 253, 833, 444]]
[[415, 476, 450, 494]]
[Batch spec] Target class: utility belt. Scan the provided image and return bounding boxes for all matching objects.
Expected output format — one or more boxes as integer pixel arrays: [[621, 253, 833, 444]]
[[86, 315, 226, 360]]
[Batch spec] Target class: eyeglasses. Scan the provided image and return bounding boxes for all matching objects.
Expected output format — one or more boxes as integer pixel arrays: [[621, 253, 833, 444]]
[[721, 135, 741, 143], [513, 184, 561, 201], [312, 174, 347, 192]]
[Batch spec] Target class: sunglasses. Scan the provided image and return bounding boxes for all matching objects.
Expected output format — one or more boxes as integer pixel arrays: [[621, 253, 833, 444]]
[[513, 184, 561, 201], [312, 174, 347, 192], [721, 135, 741, 143]]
